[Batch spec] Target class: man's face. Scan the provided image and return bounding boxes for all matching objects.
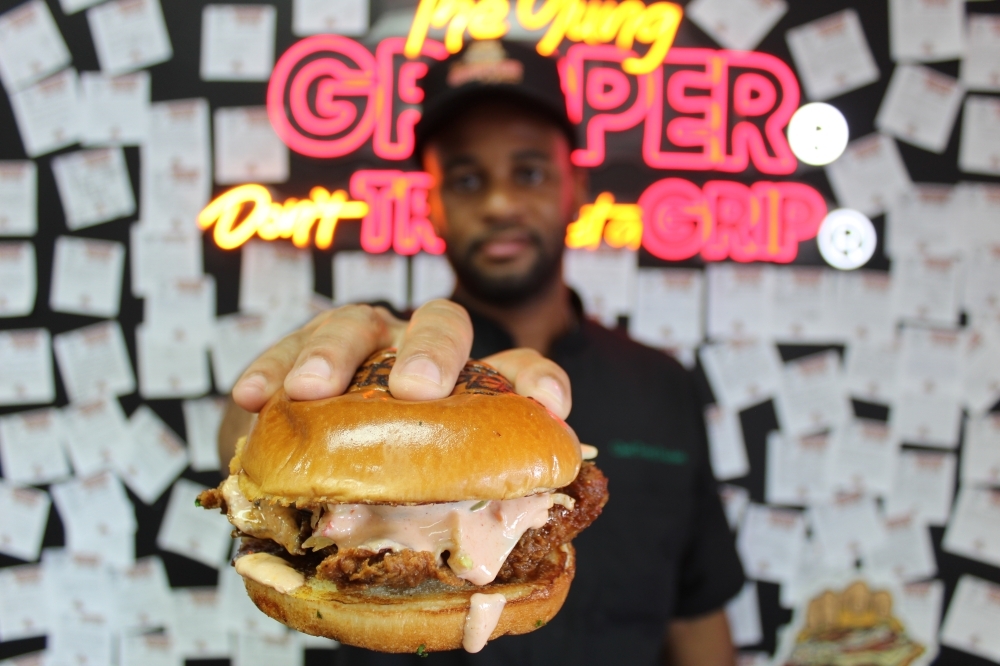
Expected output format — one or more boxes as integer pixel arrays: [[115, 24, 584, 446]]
[[423, 102, 586, 306]]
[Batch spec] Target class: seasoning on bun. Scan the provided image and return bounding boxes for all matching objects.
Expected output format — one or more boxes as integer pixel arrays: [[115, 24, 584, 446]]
[[199, 349, 608, 654]]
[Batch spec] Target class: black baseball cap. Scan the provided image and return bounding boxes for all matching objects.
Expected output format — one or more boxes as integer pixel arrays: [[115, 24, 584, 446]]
[[414, 39, 578, 160]]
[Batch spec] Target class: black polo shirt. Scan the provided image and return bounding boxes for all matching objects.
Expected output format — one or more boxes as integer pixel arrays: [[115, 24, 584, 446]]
[[336, 296, 744, 666]]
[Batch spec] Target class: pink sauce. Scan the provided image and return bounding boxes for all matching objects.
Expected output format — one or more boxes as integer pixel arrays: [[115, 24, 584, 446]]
[[463, 592, 506, 652], [314, 495, 554, 585]]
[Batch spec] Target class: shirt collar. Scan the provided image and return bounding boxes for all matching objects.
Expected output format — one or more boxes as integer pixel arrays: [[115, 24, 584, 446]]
[[452, 288, 588, 360]]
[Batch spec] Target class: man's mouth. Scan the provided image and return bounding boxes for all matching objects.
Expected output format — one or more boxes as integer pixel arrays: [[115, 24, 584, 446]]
[[476, 231, 536, 261]]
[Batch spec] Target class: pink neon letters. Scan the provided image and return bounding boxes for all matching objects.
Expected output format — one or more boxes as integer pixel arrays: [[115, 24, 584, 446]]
[[267, 37, 801, 176]]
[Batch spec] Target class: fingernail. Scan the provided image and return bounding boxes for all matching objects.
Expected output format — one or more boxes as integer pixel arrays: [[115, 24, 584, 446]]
[[235, 373, 267, 399], [396, 356, 442, 386], [533, 376, 564, 410], [289, 356, 332, 382]]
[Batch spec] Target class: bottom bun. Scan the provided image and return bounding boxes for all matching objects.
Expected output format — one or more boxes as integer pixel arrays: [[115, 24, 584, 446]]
[[243, 544, 575, 653]]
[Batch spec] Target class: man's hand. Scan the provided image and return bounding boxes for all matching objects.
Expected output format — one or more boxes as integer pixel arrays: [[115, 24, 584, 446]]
[[218, 299, 572, 465]]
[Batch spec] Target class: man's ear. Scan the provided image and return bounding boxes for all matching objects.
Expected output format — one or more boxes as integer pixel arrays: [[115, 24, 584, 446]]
[[571, 166, 589, 215], [423, 145, 448, 236]]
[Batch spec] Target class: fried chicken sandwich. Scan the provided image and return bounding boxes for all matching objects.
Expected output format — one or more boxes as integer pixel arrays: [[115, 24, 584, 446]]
[[199, 349, 607, 654]]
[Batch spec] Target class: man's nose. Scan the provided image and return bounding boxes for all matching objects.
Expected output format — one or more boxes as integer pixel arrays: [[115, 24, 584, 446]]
[[482, 181, 521, 223]]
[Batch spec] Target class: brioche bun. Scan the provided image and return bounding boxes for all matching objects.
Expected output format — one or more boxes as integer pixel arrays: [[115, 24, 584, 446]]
[[238, 350, 583, 505], [246, 544, 574, 653]]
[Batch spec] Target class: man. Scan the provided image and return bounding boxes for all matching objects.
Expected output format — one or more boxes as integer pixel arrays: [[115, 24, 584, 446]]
[[221, 40, 743, 666]]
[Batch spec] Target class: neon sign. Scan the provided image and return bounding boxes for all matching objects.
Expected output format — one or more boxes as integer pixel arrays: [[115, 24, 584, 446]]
[[566, 192, 642, 250], [197, 184, 369, 250], [638, 179, 827, 263], [404, 0, 682, 76], [199, 175, 826, 264], [267, 38, 800, 176]]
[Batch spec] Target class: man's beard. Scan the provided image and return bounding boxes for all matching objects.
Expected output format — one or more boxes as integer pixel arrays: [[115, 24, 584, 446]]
[[447, 227, 565, 307]]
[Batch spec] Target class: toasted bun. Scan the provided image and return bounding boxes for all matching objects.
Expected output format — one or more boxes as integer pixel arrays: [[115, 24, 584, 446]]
[[238, 350, 582, 504], [244, 545, 574, 653]]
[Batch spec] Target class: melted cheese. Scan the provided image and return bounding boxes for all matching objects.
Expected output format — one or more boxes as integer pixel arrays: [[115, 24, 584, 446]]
[[221, 475, 257, 535], [315, 494, 556, 585], [463, 593, 506, 653], [234, 553, 305, 593]]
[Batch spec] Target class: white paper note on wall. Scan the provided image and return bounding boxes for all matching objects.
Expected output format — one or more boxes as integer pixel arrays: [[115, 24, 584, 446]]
[[835, 270, 895, 343], [9, 68, 80, 157], [158, 479, 232, 570], [201, 5, 276, 81], [293, 0, 369, 36], [828, 418, 898, 497], [129, 222, 203, 297], [769, 268, 838, 343], [563, 247, 637, 327], [0, 481, 50, 562], [940, 576, 1000, 663], [962, 412, 1000, 487], [868, 512, 936, 583], [183, 396, 226, 472], [706, 264, 773, 341], [736, 503, 805, 584], [49, 236, 125, 318], [241, 240, 314, 322], [810, 494, 886, 568], [136, 323, 211, 399], [766, 431, 834, 506], [0, 0, 71, 92], [53, 320, 135, 402], [334, 250, 409, 311], [51, 148, 136, 230], [885, 449, 955, 525], [410, 252, 455, 307], [87, 0, 173, 76], [213, 106, 289, 184], [0, 328, 54, 406], [961, 14, 1000, 92], [0, 242, 35, 318], [773, 350, 849, 437], [843, 338, 900, 405], [725, 581, 763, 648], [959, 95, 1000, 177], [890, 254, 961, 327], [116, 406, 189, 504], [704, 405, 749, 481], [120, 632, 178, 666], [115, 557, 174, 630], [686, 0, 788, 51], [785, 9, 879, 101], [0, 564, 48, 640], [0, 161, 36, 237], [700, 340, 781, 410], [211, 313, 271, 393], [875, 65, 963, 154], [61, 398, 130, 476], [144, 276, 216, 346], [825, 133, 911, 218], [141, 98, 212, 231], [942, 486, 1000, 569], [888, 0, 964, 63], [171, 587, 231, 658], [630, 268, 704, 349], [0, 408, 69, 486], [80, 71, 150, 146]]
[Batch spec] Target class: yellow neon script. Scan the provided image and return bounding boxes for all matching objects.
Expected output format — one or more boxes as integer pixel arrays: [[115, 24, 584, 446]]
[[197, 184, 370, 250], [566, 192, 642, 250], [404, 0, 682, 75]]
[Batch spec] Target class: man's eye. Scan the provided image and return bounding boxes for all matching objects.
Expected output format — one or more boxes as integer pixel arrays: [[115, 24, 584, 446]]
[[451, 174, 482, 192], [515, 167, 545, 187]]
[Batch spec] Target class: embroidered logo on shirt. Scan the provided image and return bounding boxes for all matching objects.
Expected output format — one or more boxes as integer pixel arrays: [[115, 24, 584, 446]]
[[608, 440, 688, 465]]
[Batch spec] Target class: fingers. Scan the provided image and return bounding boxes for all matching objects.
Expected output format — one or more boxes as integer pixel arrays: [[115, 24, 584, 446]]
[[230, 305, 403, 411], [283, 305, 400, 401], [389, 299, 474, 401], [480, 348, 572, 419]]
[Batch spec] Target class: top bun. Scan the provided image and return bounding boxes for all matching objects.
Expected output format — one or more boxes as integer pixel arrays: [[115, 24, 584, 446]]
[[237, 350, 582, 505]]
